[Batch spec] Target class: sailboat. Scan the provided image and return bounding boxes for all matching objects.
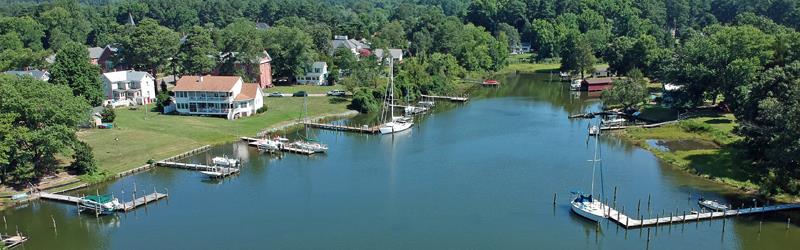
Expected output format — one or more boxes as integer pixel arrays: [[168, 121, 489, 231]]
[[293, 94, 328, 152], [380, 57, 413, 134], [571, 122, 608, 222]]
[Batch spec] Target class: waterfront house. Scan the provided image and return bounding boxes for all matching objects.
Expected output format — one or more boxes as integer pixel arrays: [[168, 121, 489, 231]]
[[213, 50, 273, 89], [330, 35, 370, 56], [373, 48, 403, 62], [4, 70, 50, 81], [581, 77, 615, 92], [296, 62, 329, 85], [102, 70, 156, 106], [511, 42, 532, 54], [173, 75, 263, 120]]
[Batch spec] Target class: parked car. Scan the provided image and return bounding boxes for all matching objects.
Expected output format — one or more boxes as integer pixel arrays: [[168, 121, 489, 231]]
[[292, 91, 308, 97], [327, 90, 346, 96], [268, 92, 283, 97]]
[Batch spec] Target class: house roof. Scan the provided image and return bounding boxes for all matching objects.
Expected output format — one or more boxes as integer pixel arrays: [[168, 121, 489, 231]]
[[583, 77, 615, 85], [331, 36, 370, 51], [88, 47, 105, 59], [373, 49, 403, 59], [174, 75, 241, 92], [234, 83, 261, 101], [312, 61, 327, 68], [102, 70, 153, 83], [4, 70, 50, 81]]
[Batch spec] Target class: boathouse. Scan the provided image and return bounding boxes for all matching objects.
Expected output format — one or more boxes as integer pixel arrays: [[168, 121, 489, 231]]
[[581, 77, 615, 92]]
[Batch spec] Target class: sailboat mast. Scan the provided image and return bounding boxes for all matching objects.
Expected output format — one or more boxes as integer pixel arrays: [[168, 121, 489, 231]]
[[590, 122, 600, 198], [389, 58, 394, 119]]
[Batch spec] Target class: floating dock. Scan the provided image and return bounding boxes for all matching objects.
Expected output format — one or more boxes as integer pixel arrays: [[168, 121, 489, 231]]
[[597, 202, 800, 228], [38, 191, 167, 212], [301, 122, 380, 134], [420, 94, 469, 102]]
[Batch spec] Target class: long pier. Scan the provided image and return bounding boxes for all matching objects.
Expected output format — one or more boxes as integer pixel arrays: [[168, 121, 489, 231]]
[[420, 94, 469, 102], [301, 122, 380, 134], [596, 202, 800, 228], [38, 191, 168, 212], [157, 161, 230, 171]]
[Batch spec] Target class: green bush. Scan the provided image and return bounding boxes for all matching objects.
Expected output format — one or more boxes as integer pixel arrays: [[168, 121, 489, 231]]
[[257, 106, 268, 114], [70, 141, 97, 174], [100, 108, 116, 123]]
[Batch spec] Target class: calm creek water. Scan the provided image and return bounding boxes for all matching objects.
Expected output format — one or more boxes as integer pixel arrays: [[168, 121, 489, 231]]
[[3, 73, 800, 249]]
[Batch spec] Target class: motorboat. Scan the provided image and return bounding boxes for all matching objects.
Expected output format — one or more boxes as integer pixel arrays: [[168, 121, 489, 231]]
[[588, 125, 599, 136], [570, 79, 582, 91], [291, 140, 328, 153], [212, 156, 239, 167], [404, 105, 428, 115], [698, 198, 729, 211], [79, 194, 122, 215]]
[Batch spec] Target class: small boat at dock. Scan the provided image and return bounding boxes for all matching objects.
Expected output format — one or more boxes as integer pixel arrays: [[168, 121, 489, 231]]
[[698, 198, 729, 211], [404, 105, 428, 115], [379, 57, 414, 135], [78, 194, 122, 215], [200, 166, 239, 178], [212, 156, 239, 167], [588, 125, 599, 136], [290, 140, 328, 153]]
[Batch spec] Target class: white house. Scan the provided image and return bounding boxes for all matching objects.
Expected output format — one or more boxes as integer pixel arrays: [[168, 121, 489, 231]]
[[173, 75, 263, 120], [296, 62, 329, 85], [102, 70, 156, 106]]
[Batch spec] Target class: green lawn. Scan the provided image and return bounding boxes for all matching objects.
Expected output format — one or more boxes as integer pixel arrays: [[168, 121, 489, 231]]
[[79, 97, 350, 174], [267, 85, 340, 94], [622, 113, 758, 192]]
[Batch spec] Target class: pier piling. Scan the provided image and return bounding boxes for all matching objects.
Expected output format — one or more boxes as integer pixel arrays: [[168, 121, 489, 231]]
[[553, 193, 557, 205]]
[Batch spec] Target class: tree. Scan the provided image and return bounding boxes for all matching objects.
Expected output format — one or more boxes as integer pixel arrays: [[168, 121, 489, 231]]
[[332, 47, 357, 75], [263, 26, 316, 78], [373, 21, 407, 49], [560, 34, 596, 78], [496, 23, 520, 52], [0, 75, 90, 183], [177, 26, 217, 75], [120, 18, 180, 92], [69, 141, 97, 175], [100, 108, 116, 123], [602, 69, 649, 110], [217, 19, 264, 78], [39, 6, 91, 50], [0, 16, 45, 50], [49, 42, 104, 106], [737, 62, 800, 194]]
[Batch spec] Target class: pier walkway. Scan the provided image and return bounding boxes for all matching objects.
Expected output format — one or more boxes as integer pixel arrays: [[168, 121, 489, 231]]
[[420, 94, 469, 102], [301, 122, 380, 134], [38, 192, 167, 212], [598, 202, 800, 228]]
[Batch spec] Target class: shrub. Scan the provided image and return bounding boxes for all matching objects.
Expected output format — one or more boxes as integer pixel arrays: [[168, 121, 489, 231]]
[[100, 108, 116, 123], [70, 141, 97, 174], [257, 106, 268, 114]]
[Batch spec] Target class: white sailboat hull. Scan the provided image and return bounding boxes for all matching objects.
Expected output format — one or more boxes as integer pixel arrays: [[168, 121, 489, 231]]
[[571, 200, 608, 222], [380, 121, 413, 134]]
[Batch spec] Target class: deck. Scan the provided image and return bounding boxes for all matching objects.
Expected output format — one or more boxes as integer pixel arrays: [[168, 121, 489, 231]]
[[420, 94, 469, 102], [302, 122, 380, 134], [2, 234, 27, 249], [597, 202, 800, 228], [157, 161, 221, 171]]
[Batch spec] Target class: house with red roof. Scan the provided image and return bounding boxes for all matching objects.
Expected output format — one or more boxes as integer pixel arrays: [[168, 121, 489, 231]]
[[172, 75, 263, 120]]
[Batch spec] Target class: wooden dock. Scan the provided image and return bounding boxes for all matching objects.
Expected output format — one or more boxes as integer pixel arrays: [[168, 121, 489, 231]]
[[158, 161, 228, 171], [420, 94, 469, 102], [302, 122, 380, 134], [598, 202, 800, 228], [600, 120, 680, 131], [119, 192, 168, 211], [39, 191, 168, 212], [2, 234, 27, 249]]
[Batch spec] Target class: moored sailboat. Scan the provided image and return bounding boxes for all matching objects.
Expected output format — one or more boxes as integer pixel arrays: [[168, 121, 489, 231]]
[[571, 122, 609, 222], [380, 56, 413, 134]]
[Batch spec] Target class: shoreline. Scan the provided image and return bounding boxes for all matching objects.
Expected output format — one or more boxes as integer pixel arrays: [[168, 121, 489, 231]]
[[0, 109, 361, 210]]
